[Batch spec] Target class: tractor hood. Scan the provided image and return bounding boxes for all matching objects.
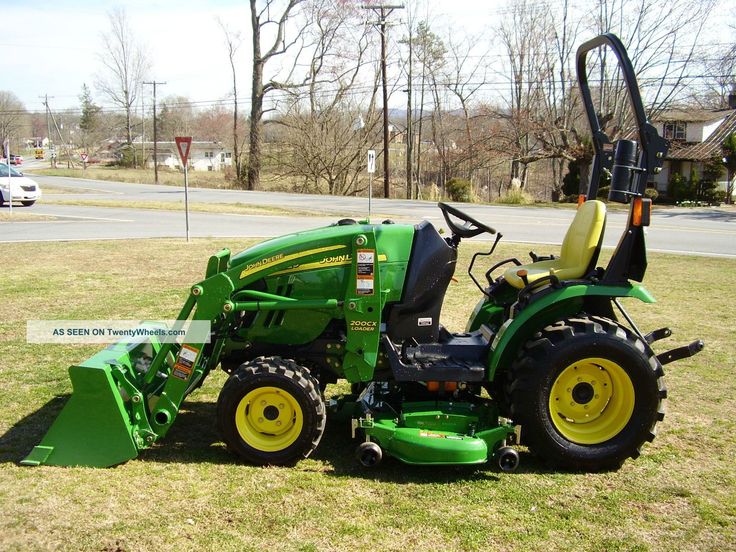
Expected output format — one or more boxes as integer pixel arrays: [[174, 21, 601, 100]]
[[228, 222, 415, 281]]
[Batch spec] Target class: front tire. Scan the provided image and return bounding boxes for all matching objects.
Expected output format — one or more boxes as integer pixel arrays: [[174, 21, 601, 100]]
[[508, 317, 666, 471], [217, 357, 326, 465], [21, 201, 35, 207]]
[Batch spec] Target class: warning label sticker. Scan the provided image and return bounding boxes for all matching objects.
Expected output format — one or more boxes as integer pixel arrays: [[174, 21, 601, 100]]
[[356, 249, 375, 295], [172, 344, 199, 380]]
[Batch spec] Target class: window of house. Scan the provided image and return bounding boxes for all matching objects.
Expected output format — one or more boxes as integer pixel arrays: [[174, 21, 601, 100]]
[[225, 152, 232, 158], [204, 151, 214, 158], [663, 122, 686, 141], [220, 153, 225, 163]]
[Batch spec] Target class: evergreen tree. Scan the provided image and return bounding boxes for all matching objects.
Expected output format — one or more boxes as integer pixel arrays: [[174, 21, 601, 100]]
[[79, 84, 101, 151], [723, 133, 736, 204]]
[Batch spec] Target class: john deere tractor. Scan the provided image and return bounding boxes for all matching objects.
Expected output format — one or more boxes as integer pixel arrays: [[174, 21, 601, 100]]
[[23, 34, 702, 472]]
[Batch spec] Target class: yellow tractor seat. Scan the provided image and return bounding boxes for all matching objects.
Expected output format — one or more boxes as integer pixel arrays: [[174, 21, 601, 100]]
[[504, 200, 607, 289]]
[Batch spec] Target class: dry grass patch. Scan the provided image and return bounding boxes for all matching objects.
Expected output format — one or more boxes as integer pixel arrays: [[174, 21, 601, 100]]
[[0, 237, 734, 551], [0, 210, 57, 222], [42, 198, 320, 217]]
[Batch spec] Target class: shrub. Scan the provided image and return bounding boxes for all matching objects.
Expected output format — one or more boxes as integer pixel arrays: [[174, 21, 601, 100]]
[[497, 188, 533, 205], [445, 178, 473, 202], [668, 173, 690, 203], [644, 187, 659, 201], [112, 145, 136, 168]]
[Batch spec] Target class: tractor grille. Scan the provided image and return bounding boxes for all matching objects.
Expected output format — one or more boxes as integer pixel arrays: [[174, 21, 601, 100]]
[[21, 185, 36, 191]]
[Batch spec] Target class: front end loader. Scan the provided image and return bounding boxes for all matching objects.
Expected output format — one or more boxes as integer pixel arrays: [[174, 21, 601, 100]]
[[23, 34, 703, 471]]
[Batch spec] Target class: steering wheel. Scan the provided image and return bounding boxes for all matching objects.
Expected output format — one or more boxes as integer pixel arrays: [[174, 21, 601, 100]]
[[438, 202, 496, 239]]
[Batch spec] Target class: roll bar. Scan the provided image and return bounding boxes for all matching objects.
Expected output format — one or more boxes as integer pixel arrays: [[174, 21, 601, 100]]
[[576, 33, 669, 200]]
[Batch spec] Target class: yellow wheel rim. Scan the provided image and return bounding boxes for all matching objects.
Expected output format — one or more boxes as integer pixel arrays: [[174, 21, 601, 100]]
[[548, 358, 635, 445], [235, 386, 303, 452]]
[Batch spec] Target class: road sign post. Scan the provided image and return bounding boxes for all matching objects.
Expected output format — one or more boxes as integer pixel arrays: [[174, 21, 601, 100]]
[[175, 137, 193, 242], [367, 149, 376, 220]]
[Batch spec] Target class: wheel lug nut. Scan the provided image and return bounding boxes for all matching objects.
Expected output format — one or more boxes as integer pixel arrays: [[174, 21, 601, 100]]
[[261, 400, 267, 406], [258, 417, 264, 423], [595, 394, 599, 399], [279, 403, 284, 409], [577, 377, 582, 382], [276, 421, 282, 426]]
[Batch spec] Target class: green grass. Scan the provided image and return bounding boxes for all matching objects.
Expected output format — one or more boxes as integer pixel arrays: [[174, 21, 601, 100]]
[[0, 238, 734, 550]]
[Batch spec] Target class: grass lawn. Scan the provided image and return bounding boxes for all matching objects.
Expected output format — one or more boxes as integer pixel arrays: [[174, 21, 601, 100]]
[[0, 238, 734, 551]]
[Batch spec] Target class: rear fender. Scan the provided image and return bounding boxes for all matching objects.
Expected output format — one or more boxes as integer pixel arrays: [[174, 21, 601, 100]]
[[487, 284, 655, 381]]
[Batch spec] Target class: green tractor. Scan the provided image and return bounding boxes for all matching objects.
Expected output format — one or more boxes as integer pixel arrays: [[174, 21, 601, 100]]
[[23, 34, 702, 472]]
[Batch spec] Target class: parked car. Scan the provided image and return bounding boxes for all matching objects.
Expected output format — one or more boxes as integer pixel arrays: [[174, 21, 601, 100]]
[[8, 154, 23, 165], [0, 163, 42, 206]]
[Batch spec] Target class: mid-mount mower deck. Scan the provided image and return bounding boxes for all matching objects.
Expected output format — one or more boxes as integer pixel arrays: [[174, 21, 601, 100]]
[[23, 34, 703, 472]]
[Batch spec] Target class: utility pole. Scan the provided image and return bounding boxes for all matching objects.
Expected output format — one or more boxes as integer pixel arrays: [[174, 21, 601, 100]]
[[39, 94, 54, 166], [143, 81, 166, 184], [362, 3, 404, 199], [404, 1, 413, 199]]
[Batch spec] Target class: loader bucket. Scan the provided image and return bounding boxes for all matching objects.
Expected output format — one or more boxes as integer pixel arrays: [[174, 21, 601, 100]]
[[21, 337, 163, 468]]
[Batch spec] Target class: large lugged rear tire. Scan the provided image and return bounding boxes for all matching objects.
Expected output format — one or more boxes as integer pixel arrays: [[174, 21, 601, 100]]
[[508, 316, 666, 471], [217, 356, 326, 465]]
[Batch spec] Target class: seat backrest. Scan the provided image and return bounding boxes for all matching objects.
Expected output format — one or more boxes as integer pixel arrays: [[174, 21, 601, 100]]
[[558, 200, 607, 276]]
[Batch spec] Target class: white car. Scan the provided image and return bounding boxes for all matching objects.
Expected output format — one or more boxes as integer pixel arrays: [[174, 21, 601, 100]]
[[0, 163, 42, 206]]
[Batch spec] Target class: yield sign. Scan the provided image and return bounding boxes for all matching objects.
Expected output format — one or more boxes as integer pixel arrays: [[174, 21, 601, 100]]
[[175, 136, 193, 165], [80, 153, 88, 162]]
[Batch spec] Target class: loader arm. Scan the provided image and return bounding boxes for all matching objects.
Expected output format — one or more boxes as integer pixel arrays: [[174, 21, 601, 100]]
[[23, 228, 391, 467]]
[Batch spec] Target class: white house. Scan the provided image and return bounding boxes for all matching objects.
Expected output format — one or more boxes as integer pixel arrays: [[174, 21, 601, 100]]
[[650, 100, 736, 196], [139, 141, 233, 171]]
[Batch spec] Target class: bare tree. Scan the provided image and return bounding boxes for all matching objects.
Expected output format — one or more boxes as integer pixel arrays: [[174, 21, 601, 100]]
[[0, 91, 27, 152], [247, 0, 306, 191], [219, 20, 247, 187], [697, 31, 736, 109], [496, 0, 550, 188], [158, 95, 195, 140], [590, 0, 716, 128], [411, 21, 446, 194], [273, 1, 381, 195], [444, 33, 490, 182], [96, 7, 149, 152]]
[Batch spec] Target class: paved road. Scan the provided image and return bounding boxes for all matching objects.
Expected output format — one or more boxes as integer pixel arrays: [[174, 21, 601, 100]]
[[2, 173, 734, 257]]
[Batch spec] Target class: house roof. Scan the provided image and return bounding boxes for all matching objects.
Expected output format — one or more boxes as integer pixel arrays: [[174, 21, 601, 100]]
[[668, 110, 736, 161], [655, 108, 730, 123]]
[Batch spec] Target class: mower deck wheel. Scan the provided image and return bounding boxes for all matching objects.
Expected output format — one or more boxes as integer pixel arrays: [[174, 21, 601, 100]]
[[356, 441, 383, 467], [495, 446, 520, 472]]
